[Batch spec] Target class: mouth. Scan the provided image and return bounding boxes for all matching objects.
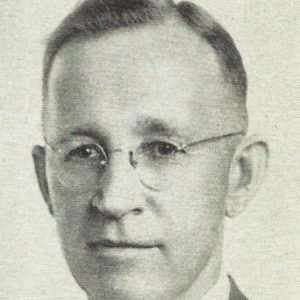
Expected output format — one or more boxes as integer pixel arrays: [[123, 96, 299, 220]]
[[87, 239, 160, 250], [86, 239, 162, 260]]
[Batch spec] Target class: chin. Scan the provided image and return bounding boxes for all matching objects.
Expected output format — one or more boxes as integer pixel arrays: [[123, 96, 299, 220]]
[[81, 275, 178, 300], [64, 245, 183, 300]]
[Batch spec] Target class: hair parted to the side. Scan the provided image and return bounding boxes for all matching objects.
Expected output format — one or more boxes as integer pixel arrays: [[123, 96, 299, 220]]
[[43, 0, 247, 102]]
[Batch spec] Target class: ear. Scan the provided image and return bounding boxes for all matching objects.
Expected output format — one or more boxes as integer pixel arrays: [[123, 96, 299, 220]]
[[226, 135, 269, 218], [32, 145, 54, 215]]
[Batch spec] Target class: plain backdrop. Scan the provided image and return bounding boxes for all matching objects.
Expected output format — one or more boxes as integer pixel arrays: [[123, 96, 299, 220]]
[[0, 1, 299, 299]]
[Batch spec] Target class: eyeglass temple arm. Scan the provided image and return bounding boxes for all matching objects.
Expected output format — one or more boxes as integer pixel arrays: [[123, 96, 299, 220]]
[[178, 131, 245, 151]]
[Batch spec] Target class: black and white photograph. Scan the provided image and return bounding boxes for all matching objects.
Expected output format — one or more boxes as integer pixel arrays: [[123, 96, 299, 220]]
[[0, 1, 299, 299]]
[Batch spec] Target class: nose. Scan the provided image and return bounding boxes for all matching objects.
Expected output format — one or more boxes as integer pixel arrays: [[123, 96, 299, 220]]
[[90, 151, 144, 219]]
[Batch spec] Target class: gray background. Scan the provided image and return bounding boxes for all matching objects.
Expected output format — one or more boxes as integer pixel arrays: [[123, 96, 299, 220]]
[[0, 1, 299, 299]]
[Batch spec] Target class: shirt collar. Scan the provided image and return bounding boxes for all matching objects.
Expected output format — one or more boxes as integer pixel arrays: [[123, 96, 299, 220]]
[[201, 267, 230, 300]]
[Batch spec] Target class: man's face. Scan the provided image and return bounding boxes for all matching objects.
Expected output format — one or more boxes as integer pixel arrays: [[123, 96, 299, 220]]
[[44, 20, 243, 300]]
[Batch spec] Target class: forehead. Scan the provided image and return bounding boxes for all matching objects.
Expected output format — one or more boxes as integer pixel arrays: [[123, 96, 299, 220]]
[[46, 18, 242, 143]]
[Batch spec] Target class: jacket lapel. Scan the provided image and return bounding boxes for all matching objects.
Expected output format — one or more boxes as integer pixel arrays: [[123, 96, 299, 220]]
[[228, 275, 248, 300]]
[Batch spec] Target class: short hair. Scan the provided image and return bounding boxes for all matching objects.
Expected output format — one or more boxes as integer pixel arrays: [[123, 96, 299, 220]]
[[43, 0, 247, 102]]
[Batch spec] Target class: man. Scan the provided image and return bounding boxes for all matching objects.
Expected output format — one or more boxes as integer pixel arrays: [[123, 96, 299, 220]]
[[32, 0, 268, 299]]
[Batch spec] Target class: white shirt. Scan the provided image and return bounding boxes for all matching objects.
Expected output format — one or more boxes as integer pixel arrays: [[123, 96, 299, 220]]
[[201, 268, 230, 300]]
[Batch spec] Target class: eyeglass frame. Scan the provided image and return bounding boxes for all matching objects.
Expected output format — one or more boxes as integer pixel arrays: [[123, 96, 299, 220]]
[[43, 130, 245, 191]]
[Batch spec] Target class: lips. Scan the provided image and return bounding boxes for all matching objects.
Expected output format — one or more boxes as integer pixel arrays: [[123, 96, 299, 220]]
[[86, 239, 162, 261], [86, 239, 160, 249]]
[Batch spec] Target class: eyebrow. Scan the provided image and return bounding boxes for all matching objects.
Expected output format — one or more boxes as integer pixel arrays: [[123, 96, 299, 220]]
[[69, 121, 184, 140], [47, 118, 186, 147], [133, 117, 186, 139], [48, 127, 108, 147], [69, 128, 101, 139]]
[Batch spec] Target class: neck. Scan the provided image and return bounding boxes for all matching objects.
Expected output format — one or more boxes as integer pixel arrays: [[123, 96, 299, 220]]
[[178, 240, 223, 300]]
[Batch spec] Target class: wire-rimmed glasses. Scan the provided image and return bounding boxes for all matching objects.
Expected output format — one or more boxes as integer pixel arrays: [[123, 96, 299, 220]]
[[46, 131, 244, 192]]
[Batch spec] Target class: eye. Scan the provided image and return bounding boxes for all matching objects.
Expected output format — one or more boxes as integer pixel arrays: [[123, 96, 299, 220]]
[[141, 141, 183, 158], [66, 144, 107, 163]]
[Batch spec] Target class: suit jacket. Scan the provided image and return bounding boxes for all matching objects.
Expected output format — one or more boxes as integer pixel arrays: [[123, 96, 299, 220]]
[[229, 275, 248, 300]]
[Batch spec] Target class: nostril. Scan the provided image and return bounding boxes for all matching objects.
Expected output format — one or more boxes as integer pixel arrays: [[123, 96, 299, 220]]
[[129, 151, 138, 168], [89, 201, 102, 217], [89, 190, 104, 210], [89, 190, 143, 219], [132, 208, 143, 215]]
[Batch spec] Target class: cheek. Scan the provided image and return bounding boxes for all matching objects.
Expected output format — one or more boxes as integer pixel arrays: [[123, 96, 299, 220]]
[[165, 152, 231, 224], [160, 153, 231, 266], [47, 169, 93, 243]]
